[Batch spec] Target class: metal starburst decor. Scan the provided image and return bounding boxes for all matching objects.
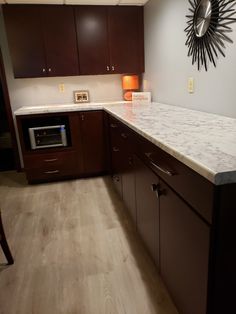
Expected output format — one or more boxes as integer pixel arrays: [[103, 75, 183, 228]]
[[185, 0, 236, 71]]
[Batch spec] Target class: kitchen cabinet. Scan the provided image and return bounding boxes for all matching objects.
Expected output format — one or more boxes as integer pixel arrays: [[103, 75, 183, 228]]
[[109, 116, 136, 222], [3, 5, 46, 78], [109, 118, 124, 198], [75, 6, 109, 75], [108, 6, 144, 74], [159, 180, 210, 314], [16, 112, 82, 183], [79, 111, 106, 175], [16, 110, 107, 182], [108, 115, 212, 314], [3, 5, 79, 78], [75, 6, 144, 75], [135, 155, 160, 266]]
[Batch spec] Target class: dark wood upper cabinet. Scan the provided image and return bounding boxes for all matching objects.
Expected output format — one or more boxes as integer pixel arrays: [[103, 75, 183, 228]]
[[3, 5, 79, 78], [3, 5, 46, 78], [41, 6, 79, 77], [80, 111, 106, 175], [75, 5, 144, 75], [3, 5, 144, 78], [108, 6, 144, 74], [75, 6, 109, 75]]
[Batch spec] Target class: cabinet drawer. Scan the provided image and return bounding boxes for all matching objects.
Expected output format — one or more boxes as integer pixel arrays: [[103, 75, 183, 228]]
[[135, 134, 214, 224], [24, 151, 77, 182]]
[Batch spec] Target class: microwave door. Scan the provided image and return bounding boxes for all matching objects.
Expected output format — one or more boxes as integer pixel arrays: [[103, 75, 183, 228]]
[[29, 125, 67, 150]]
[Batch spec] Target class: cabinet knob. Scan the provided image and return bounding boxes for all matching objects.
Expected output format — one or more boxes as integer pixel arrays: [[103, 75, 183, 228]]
[[151, 184, 165, 199], [128, 157, 133, 166], [113, 147, 120, 152], [42, 68, 46, 73], [107, 66, 110, 71], [112, 66, 115, 71], [48, 68, 52, 72], [110, 123, 118, 128], [81, 114, 85, 121], [121, 133, 128, 139]]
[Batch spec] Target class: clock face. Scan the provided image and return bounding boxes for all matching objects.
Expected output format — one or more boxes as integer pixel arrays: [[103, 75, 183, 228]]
[[194, 0, 212, 37]]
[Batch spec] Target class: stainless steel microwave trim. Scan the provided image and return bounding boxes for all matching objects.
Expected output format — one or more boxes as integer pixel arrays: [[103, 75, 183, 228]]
[[29, 125, 67, 150]]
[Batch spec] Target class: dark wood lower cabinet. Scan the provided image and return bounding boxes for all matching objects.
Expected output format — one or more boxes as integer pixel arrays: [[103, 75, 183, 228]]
[[135, 156, 160, 266], [159, 180, 210, 314], [16, 111, 236, 314], [80, 111, 106, 175], [16, 110, 106, 182], [122, 155, 136, 225]]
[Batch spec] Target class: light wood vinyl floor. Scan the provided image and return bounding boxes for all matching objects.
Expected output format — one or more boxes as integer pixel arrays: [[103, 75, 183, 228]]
[[0, 171, 178, 314]]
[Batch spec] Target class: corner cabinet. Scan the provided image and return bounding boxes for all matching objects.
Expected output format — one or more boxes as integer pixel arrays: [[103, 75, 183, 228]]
[[3, 5, 79, 78], [3, 4, 144, 78]]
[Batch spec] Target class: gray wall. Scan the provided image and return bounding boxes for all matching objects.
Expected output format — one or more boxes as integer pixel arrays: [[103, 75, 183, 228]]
[[144, 0, 236, 118], [0, 7, 123, 113]]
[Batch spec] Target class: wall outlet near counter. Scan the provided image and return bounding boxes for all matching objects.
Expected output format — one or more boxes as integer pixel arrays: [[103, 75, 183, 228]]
[[59, 84, 65, 93], [188, 77, 194, 94]]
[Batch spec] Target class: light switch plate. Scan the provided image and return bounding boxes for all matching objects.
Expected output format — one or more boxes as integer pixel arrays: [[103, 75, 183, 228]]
[[73, 90, 90, 103], [188, 77, 194, 94]]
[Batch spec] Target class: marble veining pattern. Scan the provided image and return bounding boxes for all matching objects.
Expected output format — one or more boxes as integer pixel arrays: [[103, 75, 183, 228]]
[[14, 102, 236, 185]]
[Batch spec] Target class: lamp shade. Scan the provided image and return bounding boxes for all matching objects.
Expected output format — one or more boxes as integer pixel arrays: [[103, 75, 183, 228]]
[[122, 75, 139, 90]]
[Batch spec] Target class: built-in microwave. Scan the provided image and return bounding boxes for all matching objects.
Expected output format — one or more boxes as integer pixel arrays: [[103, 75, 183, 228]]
[[29, 125, 67, 150]]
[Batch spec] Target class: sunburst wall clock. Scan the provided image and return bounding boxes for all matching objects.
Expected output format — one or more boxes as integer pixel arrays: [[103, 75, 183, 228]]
[[185, 0, 236, 71]]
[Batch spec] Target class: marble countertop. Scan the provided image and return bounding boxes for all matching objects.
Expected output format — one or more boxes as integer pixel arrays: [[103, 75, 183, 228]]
[[14, 102, 236, 185]]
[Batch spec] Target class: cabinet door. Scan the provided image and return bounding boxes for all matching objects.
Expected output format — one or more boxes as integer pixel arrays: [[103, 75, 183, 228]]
[[159, 180, 210, 314], [108, 6, 144, 74], [122, 154, 136, 224], [41, 6, 79, 77], [80, 111, 106, 175], [3, 5, 46, 78], [135, 156, 160, 266], [75, 6, 110, 75], [110, 132, 123, 198]]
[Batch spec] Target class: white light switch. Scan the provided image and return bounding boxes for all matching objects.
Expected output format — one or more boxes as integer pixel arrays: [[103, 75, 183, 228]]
[[188, 77, 194, 94]]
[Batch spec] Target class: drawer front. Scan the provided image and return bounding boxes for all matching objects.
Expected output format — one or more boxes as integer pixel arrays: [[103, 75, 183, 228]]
[[24, 151, 77, 182], [135, 134, 214, 223]]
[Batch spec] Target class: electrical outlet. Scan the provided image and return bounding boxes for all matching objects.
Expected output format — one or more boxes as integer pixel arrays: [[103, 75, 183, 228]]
[[59, 84, 65, 93], [188, 77, 194, 94]]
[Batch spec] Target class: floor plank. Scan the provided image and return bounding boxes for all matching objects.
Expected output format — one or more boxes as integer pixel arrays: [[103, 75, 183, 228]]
[[0, 171, 178, 314]]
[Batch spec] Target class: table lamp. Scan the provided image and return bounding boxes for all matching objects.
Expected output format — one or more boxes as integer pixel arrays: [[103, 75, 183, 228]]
[[122, 75, 139, 101]]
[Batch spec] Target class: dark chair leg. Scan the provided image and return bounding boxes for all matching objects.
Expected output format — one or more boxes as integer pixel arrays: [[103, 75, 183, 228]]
[[0, 211, 14, 265]]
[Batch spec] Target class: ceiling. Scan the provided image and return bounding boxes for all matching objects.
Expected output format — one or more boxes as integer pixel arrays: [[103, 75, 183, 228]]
[[0, 0, 149, 5]]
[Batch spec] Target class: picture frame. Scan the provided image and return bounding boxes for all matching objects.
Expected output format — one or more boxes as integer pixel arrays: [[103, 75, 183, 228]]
[[73, 90, 90, 103]]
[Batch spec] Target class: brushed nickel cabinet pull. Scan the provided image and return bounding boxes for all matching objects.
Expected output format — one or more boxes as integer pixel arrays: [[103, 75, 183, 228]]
[[145, 153, 175, 177], [44, 170, 59, 174], [44, 159, 58, 163]]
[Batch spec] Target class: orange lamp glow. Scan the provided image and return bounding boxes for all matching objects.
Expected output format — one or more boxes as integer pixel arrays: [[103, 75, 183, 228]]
[[122, 75, 139, 101]]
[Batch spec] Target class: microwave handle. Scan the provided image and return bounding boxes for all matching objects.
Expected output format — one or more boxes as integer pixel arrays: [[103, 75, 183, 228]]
[[61, 126, 67, 146], [29, 128, 37, 150]]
